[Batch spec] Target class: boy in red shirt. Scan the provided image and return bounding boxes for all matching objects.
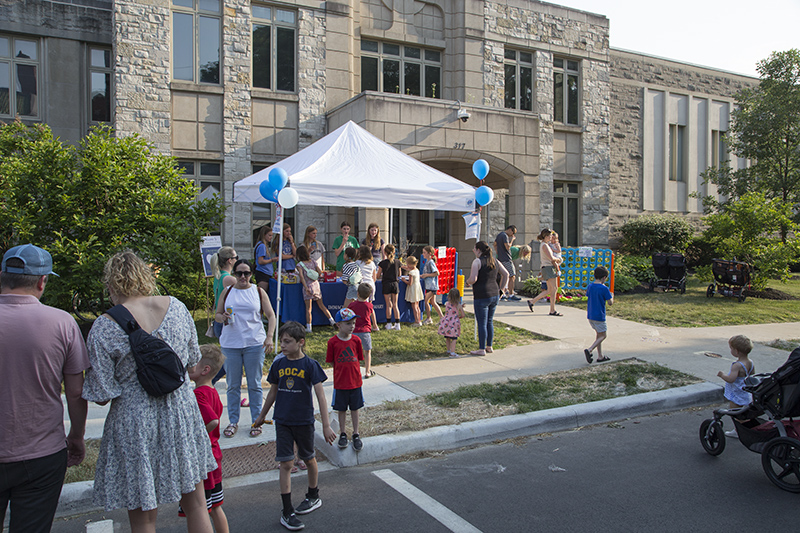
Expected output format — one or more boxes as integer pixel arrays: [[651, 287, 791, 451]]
[[180, 344, 229, 532], [326, 308, 365, 451], [348, 282, 379, 379]]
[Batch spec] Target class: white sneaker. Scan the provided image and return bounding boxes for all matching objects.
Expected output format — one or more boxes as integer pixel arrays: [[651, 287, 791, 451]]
[[385, 323, 394, 330], [306, 324, 312, 333], [422, 318, 433, 325], [725, 429, 738, 438], [394, 323, 401, 331]]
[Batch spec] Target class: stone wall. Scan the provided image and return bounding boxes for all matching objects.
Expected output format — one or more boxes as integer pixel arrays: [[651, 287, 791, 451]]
[[0, 0, 112, 43], [297, 7, 327, 148]]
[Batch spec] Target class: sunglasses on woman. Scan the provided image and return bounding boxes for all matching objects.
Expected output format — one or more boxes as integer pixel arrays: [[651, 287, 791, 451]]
[[234, 270, 251, 277]]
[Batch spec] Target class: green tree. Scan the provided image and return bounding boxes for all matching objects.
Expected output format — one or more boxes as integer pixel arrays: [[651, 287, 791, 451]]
[[701, 191, 800, 290], [702, 49, 800, 239], [0, 122, 225, 310], [618, 213, 694, 255]]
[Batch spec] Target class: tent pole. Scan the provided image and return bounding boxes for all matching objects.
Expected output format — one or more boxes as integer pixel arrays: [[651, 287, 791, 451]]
[[275, 207, 284, 352], [389, 208, 393, 245], [231, 200, 236, 253]]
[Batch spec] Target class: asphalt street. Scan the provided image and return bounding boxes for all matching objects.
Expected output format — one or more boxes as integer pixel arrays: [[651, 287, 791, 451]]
[[52, 405, 800, 533]]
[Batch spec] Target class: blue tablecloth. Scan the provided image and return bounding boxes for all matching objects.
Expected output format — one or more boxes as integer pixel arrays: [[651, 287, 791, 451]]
[[268, 278, 415, 325]]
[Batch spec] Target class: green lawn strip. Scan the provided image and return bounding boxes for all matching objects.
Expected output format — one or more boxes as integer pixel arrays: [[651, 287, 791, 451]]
[[559, 276, 800, 328], [427, 359, 701, 413], [65, 438, 101, 485], [193, 312, 550, 371]]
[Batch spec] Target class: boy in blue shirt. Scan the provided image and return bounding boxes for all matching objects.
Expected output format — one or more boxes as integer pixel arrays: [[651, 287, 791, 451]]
[[584, 266, 614, 364], [254, 321, 336, 531]]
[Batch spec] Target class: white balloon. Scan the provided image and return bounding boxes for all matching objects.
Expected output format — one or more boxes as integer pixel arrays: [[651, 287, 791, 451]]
[[278, 187, 299, 208]]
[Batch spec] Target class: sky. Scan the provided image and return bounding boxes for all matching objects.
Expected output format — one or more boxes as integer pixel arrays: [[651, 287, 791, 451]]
[[553, 0, 800, 77]]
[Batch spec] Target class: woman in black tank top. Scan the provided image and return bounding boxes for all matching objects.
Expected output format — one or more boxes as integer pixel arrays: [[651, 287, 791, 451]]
[[466, 241, 509, 356]]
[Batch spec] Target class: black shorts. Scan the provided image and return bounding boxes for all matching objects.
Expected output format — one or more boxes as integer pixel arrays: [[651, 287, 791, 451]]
[[254, 270, 272, 287], [178, 481, 224, 516], [382, 281, 399, 294], [332, 387, 365, 412], [275, 423, 316, 462]]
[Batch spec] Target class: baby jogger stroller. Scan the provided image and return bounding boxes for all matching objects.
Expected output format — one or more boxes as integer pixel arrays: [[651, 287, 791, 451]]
[[649, 253, 686, 294], [699, 348, 800, 492], [706, 259, 752, 302]]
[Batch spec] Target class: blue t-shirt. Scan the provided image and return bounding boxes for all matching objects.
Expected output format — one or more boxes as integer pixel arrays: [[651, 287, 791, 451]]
[[282, 239, 296, 271], [495, 231, 512, 263], [586, 282, 613, 322], [254, 242, 273, 276], [267, 354, 327, 425]]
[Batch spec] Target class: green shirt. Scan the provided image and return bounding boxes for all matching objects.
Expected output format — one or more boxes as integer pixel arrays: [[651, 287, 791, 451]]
[[510, 246, 521, 261], [333, 235, 360, 271]]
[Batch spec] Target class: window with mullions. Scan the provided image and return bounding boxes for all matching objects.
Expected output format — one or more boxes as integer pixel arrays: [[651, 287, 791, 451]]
[[711, 129, 728, 169], [504, 49, 533, 111], [252, 5, 296, 92], [554, 57, 579, 125], [89, 47, 113, 123], [669, 124, 685, 181], [361, 41, 441, 98], [0, 35, 39, 117], [553, 182, 580, 247], [178, 161, 222, 204], [172, 0, 221, 84]]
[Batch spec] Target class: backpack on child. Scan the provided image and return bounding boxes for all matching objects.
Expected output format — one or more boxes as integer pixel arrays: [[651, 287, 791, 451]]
[[105, 304, 186, 397]]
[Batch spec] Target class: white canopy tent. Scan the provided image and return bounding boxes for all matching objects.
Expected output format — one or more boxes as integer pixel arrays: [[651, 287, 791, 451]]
[[233, 120, 477, 211]]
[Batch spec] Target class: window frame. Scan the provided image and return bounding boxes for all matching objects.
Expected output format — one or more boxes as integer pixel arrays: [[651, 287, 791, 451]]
[[503, 49, 534, 111], [360, 40, 442, 99], [251, 4, 297, 93], [711, 129, 728, 169], [553, 56, 580, 126], [88, 46, 113, 124], [0, 34, 40, 119], [171, 0, 222, 85], [553, 181, 581, 247], [669, 124, 686, 182]]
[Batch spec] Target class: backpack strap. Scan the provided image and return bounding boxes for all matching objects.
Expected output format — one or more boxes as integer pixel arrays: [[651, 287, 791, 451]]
[[222, 285, 266, 319], [105, 305, 140, 336]]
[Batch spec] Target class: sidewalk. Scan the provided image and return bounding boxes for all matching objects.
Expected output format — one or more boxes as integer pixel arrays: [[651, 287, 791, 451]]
[[59, 296, 800, 517]]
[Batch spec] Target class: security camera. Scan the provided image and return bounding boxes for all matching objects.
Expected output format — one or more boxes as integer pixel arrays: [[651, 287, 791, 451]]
[[457, 108, 470, 122]]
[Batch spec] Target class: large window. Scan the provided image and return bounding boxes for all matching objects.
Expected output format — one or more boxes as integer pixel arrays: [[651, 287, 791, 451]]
[[89, 47, 113, 123], [553, 182, 579, 247], [504, 49, 533, 111], [554, 57, 579, 125], [178, 160, 222, 201], [669, 124, 685, 181], [252, 5, 296, 92], [361, 41, 441, 99], [172, 0, 221, 84], [0, 35, 38, 118]]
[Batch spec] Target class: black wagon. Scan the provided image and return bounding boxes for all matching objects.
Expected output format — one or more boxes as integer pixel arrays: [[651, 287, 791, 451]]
[[706, 259, 752, 302], [649, 253, 686, 294]]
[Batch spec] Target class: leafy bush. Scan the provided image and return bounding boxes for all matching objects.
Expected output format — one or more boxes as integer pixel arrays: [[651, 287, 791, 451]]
[[614, 254, 654, 283], [619, 214, 694, 255], [613, 273, 639, 293], [0, 123, 225, 310], [684, 235, 716, 268], [521, 275, 543, 296], [694, 264, 713, 283]]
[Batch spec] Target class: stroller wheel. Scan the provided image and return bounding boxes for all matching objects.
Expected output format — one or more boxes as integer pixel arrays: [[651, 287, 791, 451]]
[[699, 419, 725, 456], [680, 280, 686, 295], [738, 291, 747, 303], [761, 437, 800, 493], [706, 284, 715, 298]]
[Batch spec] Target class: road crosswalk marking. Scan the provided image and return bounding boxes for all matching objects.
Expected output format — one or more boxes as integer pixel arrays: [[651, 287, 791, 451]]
[[372, 469, 482, 533]]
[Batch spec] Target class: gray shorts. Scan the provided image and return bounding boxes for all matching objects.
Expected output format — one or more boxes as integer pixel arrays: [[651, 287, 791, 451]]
[[500, 260, 515, 277], [355, 331, 372, 351], [345, 284, 358, 300], [588, 319, 607, 333], [541, 266, 559, 280]]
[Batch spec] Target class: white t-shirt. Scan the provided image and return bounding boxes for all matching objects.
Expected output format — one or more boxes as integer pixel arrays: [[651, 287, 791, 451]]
[[219, 285, 266, 348]]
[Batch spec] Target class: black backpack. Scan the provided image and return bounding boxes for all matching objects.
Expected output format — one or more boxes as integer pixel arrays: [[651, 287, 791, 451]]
[[106, 304, 186, 397]]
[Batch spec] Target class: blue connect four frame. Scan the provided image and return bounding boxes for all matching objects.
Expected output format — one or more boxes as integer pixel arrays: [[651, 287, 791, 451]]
[[559, 247, 614, 291]]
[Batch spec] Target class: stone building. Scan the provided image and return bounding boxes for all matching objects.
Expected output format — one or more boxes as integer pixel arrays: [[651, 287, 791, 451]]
[[1, 0, 756, 277]]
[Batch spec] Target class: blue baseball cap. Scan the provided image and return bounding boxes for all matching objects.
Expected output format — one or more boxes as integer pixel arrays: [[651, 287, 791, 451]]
[[334, 308, 357, 323], [2, 244, 59, 277]]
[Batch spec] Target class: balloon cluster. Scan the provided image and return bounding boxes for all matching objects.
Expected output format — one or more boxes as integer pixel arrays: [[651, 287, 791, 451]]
[[472, 159, 494, 206], [259, 168, 298, 208]]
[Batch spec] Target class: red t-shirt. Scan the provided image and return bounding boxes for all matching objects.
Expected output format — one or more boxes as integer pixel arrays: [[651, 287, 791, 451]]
[[348, 300, 373, 333], [326, 335, 364, 390], [194, 385, 223, 486]]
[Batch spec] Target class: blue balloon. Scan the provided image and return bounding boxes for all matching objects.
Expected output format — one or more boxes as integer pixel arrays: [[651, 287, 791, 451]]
[[475, 185, 494, 206], [472, 159, 489, 181], [268, 167, 289, 191], [259, 180, 279, 202]]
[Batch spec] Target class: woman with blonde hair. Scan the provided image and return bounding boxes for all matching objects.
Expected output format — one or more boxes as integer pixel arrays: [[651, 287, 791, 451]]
[[83, 251, 216, 533], [210, 246, 237, 338], [302, 225, 326, 270]]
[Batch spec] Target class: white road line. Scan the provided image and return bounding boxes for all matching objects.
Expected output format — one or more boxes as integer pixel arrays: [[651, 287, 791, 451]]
[[372, 469, 483, 533]]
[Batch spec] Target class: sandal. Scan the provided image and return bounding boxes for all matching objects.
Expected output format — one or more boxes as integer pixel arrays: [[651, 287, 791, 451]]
[[364, 370, 375, 379], [249, 426, 262, 438], [596, 356, 611, 362], [295, 459, 307, 471], [291, 465, 299, 474], [223, 424, 238, 438], [548, 311, 563, 316], [527, 301, 534, 313]]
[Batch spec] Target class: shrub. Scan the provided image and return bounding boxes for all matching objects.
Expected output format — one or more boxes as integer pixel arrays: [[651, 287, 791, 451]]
[[694, 264, 713, 283], [619, 214, 694, 255], [614, 254, 654, 284], [613, 273, 639, 293], [521, 275, 543, 296], [684, 235, 716, 268]]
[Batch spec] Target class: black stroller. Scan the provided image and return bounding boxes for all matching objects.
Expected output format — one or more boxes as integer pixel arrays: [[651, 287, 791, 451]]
[[706, 259, 752, 302], [649, 253, 686, 294], [699, 348, 800, 492]]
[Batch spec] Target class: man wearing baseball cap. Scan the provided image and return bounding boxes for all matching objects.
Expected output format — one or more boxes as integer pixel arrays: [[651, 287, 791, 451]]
[[0, 244, 90, 533]]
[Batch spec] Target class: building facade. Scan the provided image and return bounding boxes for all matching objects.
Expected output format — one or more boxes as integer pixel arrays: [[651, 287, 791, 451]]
[[1, 0, 756, 276]]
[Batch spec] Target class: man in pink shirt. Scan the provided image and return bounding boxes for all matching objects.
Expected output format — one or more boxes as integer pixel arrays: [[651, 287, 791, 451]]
[[0, 244, 90, 533]]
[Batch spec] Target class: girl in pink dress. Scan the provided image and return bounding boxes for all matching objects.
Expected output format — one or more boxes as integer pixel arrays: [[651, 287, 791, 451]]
[[438, 288, 465, 357]]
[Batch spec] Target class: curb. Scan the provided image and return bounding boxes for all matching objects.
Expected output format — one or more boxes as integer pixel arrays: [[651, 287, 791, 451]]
[[58, 382, 721, 518], [318, 381, 722, 467]]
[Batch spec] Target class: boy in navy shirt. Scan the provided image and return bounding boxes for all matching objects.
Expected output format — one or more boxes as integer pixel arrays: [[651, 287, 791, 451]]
[[254, 322, 336, 531], [584, 266, 614, 364]]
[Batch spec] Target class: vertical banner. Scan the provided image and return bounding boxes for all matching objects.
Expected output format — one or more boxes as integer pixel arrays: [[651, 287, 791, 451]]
[[200, 235, 222, 278]]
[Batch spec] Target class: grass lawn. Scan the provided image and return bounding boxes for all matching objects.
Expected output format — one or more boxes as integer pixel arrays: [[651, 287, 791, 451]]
[[194, 311, 550, 371], [559, 276, 800, 328]]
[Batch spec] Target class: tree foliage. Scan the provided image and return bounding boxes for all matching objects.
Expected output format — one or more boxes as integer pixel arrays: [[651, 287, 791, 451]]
[[0, 122, 225, 310], [701, 192, 800, 290], [701, 49, 800, 237], [618, 214, 694, 255]]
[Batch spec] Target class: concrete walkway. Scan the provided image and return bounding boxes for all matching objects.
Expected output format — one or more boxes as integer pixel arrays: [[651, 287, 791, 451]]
[[58, 296, 799, 517]]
